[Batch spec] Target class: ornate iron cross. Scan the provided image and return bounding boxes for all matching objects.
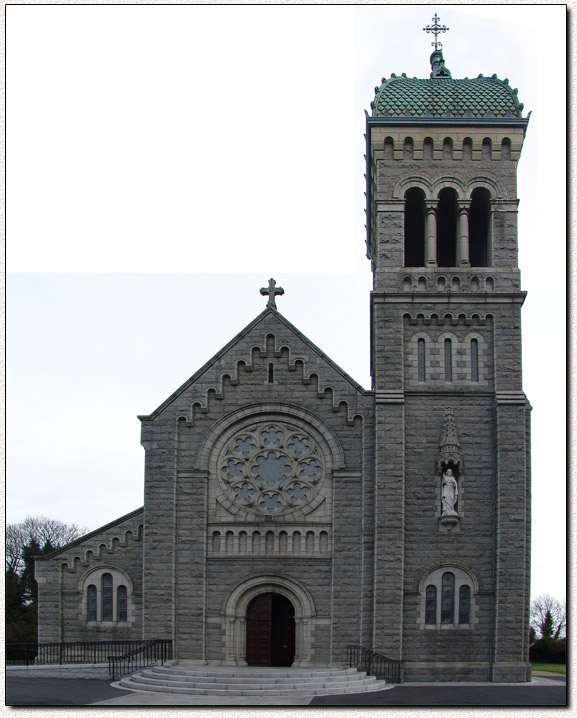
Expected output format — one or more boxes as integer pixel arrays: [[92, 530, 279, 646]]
[[260, 278, 284, 310], [423, 13, 450, 50]]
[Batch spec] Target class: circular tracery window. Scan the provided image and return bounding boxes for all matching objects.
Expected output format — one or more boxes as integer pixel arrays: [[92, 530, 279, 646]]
[[217, 420, 325, 517]]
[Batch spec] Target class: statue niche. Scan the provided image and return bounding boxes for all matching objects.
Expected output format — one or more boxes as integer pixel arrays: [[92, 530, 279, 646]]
[[437, 408, 462, 531]]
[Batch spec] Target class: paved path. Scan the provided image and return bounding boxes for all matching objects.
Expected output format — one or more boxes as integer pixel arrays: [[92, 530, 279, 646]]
[[5, 673, 566, 707]]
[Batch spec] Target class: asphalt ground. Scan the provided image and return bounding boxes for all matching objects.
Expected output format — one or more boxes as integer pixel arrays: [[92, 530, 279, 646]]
[[5, 674, 566, 707]]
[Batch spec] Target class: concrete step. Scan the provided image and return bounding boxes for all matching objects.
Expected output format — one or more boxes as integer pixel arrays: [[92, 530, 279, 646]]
[[118, 665, 387, 697], [128, 676, 380, 691], [150, 665, 359, 679]]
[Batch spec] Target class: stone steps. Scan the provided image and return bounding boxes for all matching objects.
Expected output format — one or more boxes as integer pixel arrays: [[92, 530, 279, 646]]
[[118, 665, 388, 696]]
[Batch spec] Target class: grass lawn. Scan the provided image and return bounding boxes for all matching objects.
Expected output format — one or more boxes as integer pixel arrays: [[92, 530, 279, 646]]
[[531, 663, 566, 675]]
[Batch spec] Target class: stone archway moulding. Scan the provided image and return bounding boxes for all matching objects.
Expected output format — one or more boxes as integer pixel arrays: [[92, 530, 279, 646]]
[[221, 574, 318, 666]]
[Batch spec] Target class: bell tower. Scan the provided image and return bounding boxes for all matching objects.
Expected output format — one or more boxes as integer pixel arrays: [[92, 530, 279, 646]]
[[367, 16, 532, 682]]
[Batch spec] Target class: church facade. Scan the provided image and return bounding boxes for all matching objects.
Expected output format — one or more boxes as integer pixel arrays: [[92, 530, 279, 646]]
[[36, 41, 532, 683]]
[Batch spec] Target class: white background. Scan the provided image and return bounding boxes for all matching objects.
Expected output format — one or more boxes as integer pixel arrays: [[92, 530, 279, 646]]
[[7, 4, 566, 604]]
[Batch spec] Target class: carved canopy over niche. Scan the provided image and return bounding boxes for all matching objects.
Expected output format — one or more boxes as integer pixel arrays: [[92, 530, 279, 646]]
[[213, 418, 330, 519]]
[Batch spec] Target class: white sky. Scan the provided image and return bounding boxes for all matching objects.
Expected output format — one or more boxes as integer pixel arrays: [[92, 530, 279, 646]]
[[7, 4, 566, 603]]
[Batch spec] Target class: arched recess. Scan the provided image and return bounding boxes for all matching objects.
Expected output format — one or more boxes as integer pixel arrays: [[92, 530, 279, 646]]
[[469, 188, 492, 266], [465, 176, 505, 200], [437, 188, 459, 266], [404, 187, 426, 267], [404, 137, 414, 159], [222, 575, 318, 666], [392, 176, 433, 200], [384, 136, 394, 159], [431, 177, 466, 198]]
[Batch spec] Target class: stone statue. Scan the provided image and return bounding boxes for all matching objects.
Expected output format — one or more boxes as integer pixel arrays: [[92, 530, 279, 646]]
[[441, 469, 458, 515]]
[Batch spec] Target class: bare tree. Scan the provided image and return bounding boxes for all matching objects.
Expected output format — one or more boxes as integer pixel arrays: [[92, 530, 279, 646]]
[[6, 516, 87, 575], [531, 593, 566, 640]]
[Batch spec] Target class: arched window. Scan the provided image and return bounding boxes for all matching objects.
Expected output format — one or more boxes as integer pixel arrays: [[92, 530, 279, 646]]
[[418, 338, 426, 382], [423, 137, 434, 160], [482, 137, 492, 160], [443, 137, 453, 160], [117, 585, 128, 622], [437, 188, 458, 266], [501, 138, 511, 160], [469, 188, 491, 266], [444, 339, 453, 382], [425, 585, 437, 624], [462, 138, 472, 161], [471, 339, 479, 382], [459, 585, 471, 624], [421, 567, 476, 628], [101, 573, 113, 621], [87, 584, 97, 622], [404, 188, 426, 267], [441, 572, 455, 624], [83, 567, 133, 624], [404, 137, 414, 160]]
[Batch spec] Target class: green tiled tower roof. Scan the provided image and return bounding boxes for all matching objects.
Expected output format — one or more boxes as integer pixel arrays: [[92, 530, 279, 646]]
[[371, 50, 525, 120]]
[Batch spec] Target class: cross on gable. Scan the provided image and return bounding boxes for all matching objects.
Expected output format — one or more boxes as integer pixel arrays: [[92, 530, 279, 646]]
[[260, 278, 284, 310]]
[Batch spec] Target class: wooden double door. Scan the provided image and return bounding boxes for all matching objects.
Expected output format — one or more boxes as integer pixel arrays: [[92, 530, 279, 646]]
[[246, 593, 295, 666]]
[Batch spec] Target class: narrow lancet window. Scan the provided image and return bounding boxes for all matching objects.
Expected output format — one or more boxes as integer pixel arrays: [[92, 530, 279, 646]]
[[471, 339, 479, 382], [441, 572, 455, 624], [444, 339, 453, 382], [404, 188, 426, 266], [459, 585, 471, 624], [425, 585, 437, 624], [268, 363, 274, 383], [101, 573, 113, 621], [418, 338, 426, 382], [117, 585, 128, 622], [87, 584, 97, 621]]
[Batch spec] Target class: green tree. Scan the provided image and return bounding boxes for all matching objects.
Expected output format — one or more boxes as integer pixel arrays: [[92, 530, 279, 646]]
[[6, 516, 86, 644], [531, 594, 566, 640]]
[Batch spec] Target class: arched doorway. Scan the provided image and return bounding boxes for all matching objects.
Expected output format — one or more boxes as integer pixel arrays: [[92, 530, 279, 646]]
[[246, 593, 295, 666]]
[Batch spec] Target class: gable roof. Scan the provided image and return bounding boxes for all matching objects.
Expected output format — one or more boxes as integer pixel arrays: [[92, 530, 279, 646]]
[[139, 308, 370, 421], [34, 507, 144, 561]]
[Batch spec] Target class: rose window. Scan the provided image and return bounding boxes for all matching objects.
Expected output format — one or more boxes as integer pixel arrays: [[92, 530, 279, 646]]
[[218, 422, 325, 516]]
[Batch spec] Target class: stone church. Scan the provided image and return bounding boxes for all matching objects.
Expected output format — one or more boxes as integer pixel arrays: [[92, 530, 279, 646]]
[[36, 37, 532, 683]]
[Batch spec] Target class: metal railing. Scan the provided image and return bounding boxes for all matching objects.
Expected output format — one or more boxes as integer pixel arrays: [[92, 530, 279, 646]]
[[347, 644, 403, 683], [6, 639, 172, 679], [108, 639, 172, 680]]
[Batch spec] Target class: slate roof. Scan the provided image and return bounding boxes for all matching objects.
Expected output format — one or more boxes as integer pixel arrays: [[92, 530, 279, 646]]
[[371, 74, 525, 120]]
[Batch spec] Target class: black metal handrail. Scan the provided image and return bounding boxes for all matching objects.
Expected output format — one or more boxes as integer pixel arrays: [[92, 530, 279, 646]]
[[108, 639, 172, 680], [6, 639, 172, 678], [347, 644, 403, 683]]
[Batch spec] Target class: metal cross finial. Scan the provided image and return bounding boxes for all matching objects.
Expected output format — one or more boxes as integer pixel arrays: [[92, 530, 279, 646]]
[[423, 13, 450, 50], [260, 278, 284, 310]]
